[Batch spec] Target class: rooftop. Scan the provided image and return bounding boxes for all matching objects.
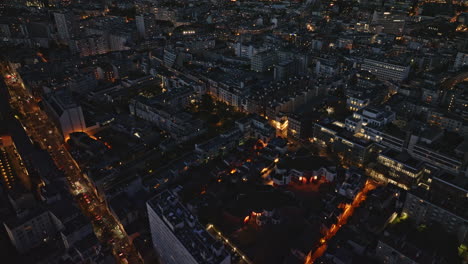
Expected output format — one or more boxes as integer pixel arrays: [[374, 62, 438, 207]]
[[147, 191, 230, 264]]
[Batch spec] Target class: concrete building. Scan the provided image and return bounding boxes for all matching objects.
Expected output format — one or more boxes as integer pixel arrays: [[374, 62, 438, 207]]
[[427, 110, 465, 134], [53, 12, 71, 43], [407, 130, 463, 174], [147, 191, 231, 264], [403, 188, 467, 242], [454, 52, 468, 70], [42, 89, 86, 139], [235, 115, 276, 143], [94, 64, 119, 82], [361, 59, 410, 81], [3, 208, 61, 254], [151, 7, 177, 23], [313, 121, 374, 166], [375, 239, 419, 264], [136, 14, 157, 39], [345, 107, 396, 142], [70, 35, 109, 57], [371, 11, 407, 35], [129, 96, 205, 142], [336, 171, 365, 199], [234, 43, 266, 59], [376, 150, 425, 188], [251, 51, 276, 72]]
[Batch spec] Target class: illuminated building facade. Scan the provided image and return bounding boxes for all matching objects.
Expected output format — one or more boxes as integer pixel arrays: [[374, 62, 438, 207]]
[[42, 89, 86, 139], [376, 150, 425, 188]]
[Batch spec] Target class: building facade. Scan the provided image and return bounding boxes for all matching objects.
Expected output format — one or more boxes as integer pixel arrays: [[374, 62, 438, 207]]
[[361, 59, 410, 81], [147, 191, 231, 264]]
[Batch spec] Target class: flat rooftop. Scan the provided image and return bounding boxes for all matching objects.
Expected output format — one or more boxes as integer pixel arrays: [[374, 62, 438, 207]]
[[148, 191, 230, 264]]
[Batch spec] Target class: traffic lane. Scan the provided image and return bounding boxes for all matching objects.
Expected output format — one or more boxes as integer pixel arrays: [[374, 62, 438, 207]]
[[3, 75, 142, 263], [0, 79, 58, 177]]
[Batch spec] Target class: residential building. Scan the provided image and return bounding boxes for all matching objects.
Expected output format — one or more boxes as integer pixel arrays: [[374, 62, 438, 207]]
[[147, 191, 231, 264], [3, 207, 61, 254], [345, 107, 396, 142], [136, 14, 157, 39], [407, 130, 464, 174], [129, 96, 205, 142], [403, 188, 467, 242], [251, 51, 276, 72]]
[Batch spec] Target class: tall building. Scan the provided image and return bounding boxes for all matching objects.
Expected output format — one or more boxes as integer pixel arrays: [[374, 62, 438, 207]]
[[147, 191, 231, 264], [53, 12, 71, 43], [42, 89, 86, 139], [136, 14, 157, 39]]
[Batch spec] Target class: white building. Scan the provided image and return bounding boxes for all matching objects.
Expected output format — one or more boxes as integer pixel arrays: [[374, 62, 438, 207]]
[[361, 58, 410, 81], [345, 107, 396, 142], [43, 89, 86, 139], [336, 171, 364, 199], [347, 94, 371, 112]]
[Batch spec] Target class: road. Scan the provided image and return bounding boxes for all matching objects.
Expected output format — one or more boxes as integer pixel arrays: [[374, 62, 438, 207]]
[[441, 71, 468, 91], [304, 180, 377, 264], [1, 67, 143, 264]]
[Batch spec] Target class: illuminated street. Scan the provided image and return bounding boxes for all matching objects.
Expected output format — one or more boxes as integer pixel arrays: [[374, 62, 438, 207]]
[[0, 1, 466, 263], [1, 65, 143, 264], [304, 180, 377, 264]]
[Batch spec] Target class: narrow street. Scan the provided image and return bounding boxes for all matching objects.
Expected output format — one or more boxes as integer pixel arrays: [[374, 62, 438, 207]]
[[1, 66, 143, 264], [304, 180, 377, 264]]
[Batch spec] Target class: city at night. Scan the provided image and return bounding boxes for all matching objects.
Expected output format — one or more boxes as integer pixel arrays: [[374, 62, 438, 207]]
[[0, 0, 467, 264]]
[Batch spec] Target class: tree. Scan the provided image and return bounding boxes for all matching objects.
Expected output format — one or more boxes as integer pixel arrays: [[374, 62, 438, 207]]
[[200, 94, 215, 111]]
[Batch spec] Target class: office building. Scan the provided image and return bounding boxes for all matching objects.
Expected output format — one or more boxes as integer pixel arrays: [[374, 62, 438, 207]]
[[376, 150, 425, 188], [403, 188, 467, 243], [361, 58, 410, 81], [136, 14, 157, 39]]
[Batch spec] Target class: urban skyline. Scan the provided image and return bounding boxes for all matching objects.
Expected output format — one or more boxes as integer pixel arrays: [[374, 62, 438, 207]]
[[0, 0, 467, 264]]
